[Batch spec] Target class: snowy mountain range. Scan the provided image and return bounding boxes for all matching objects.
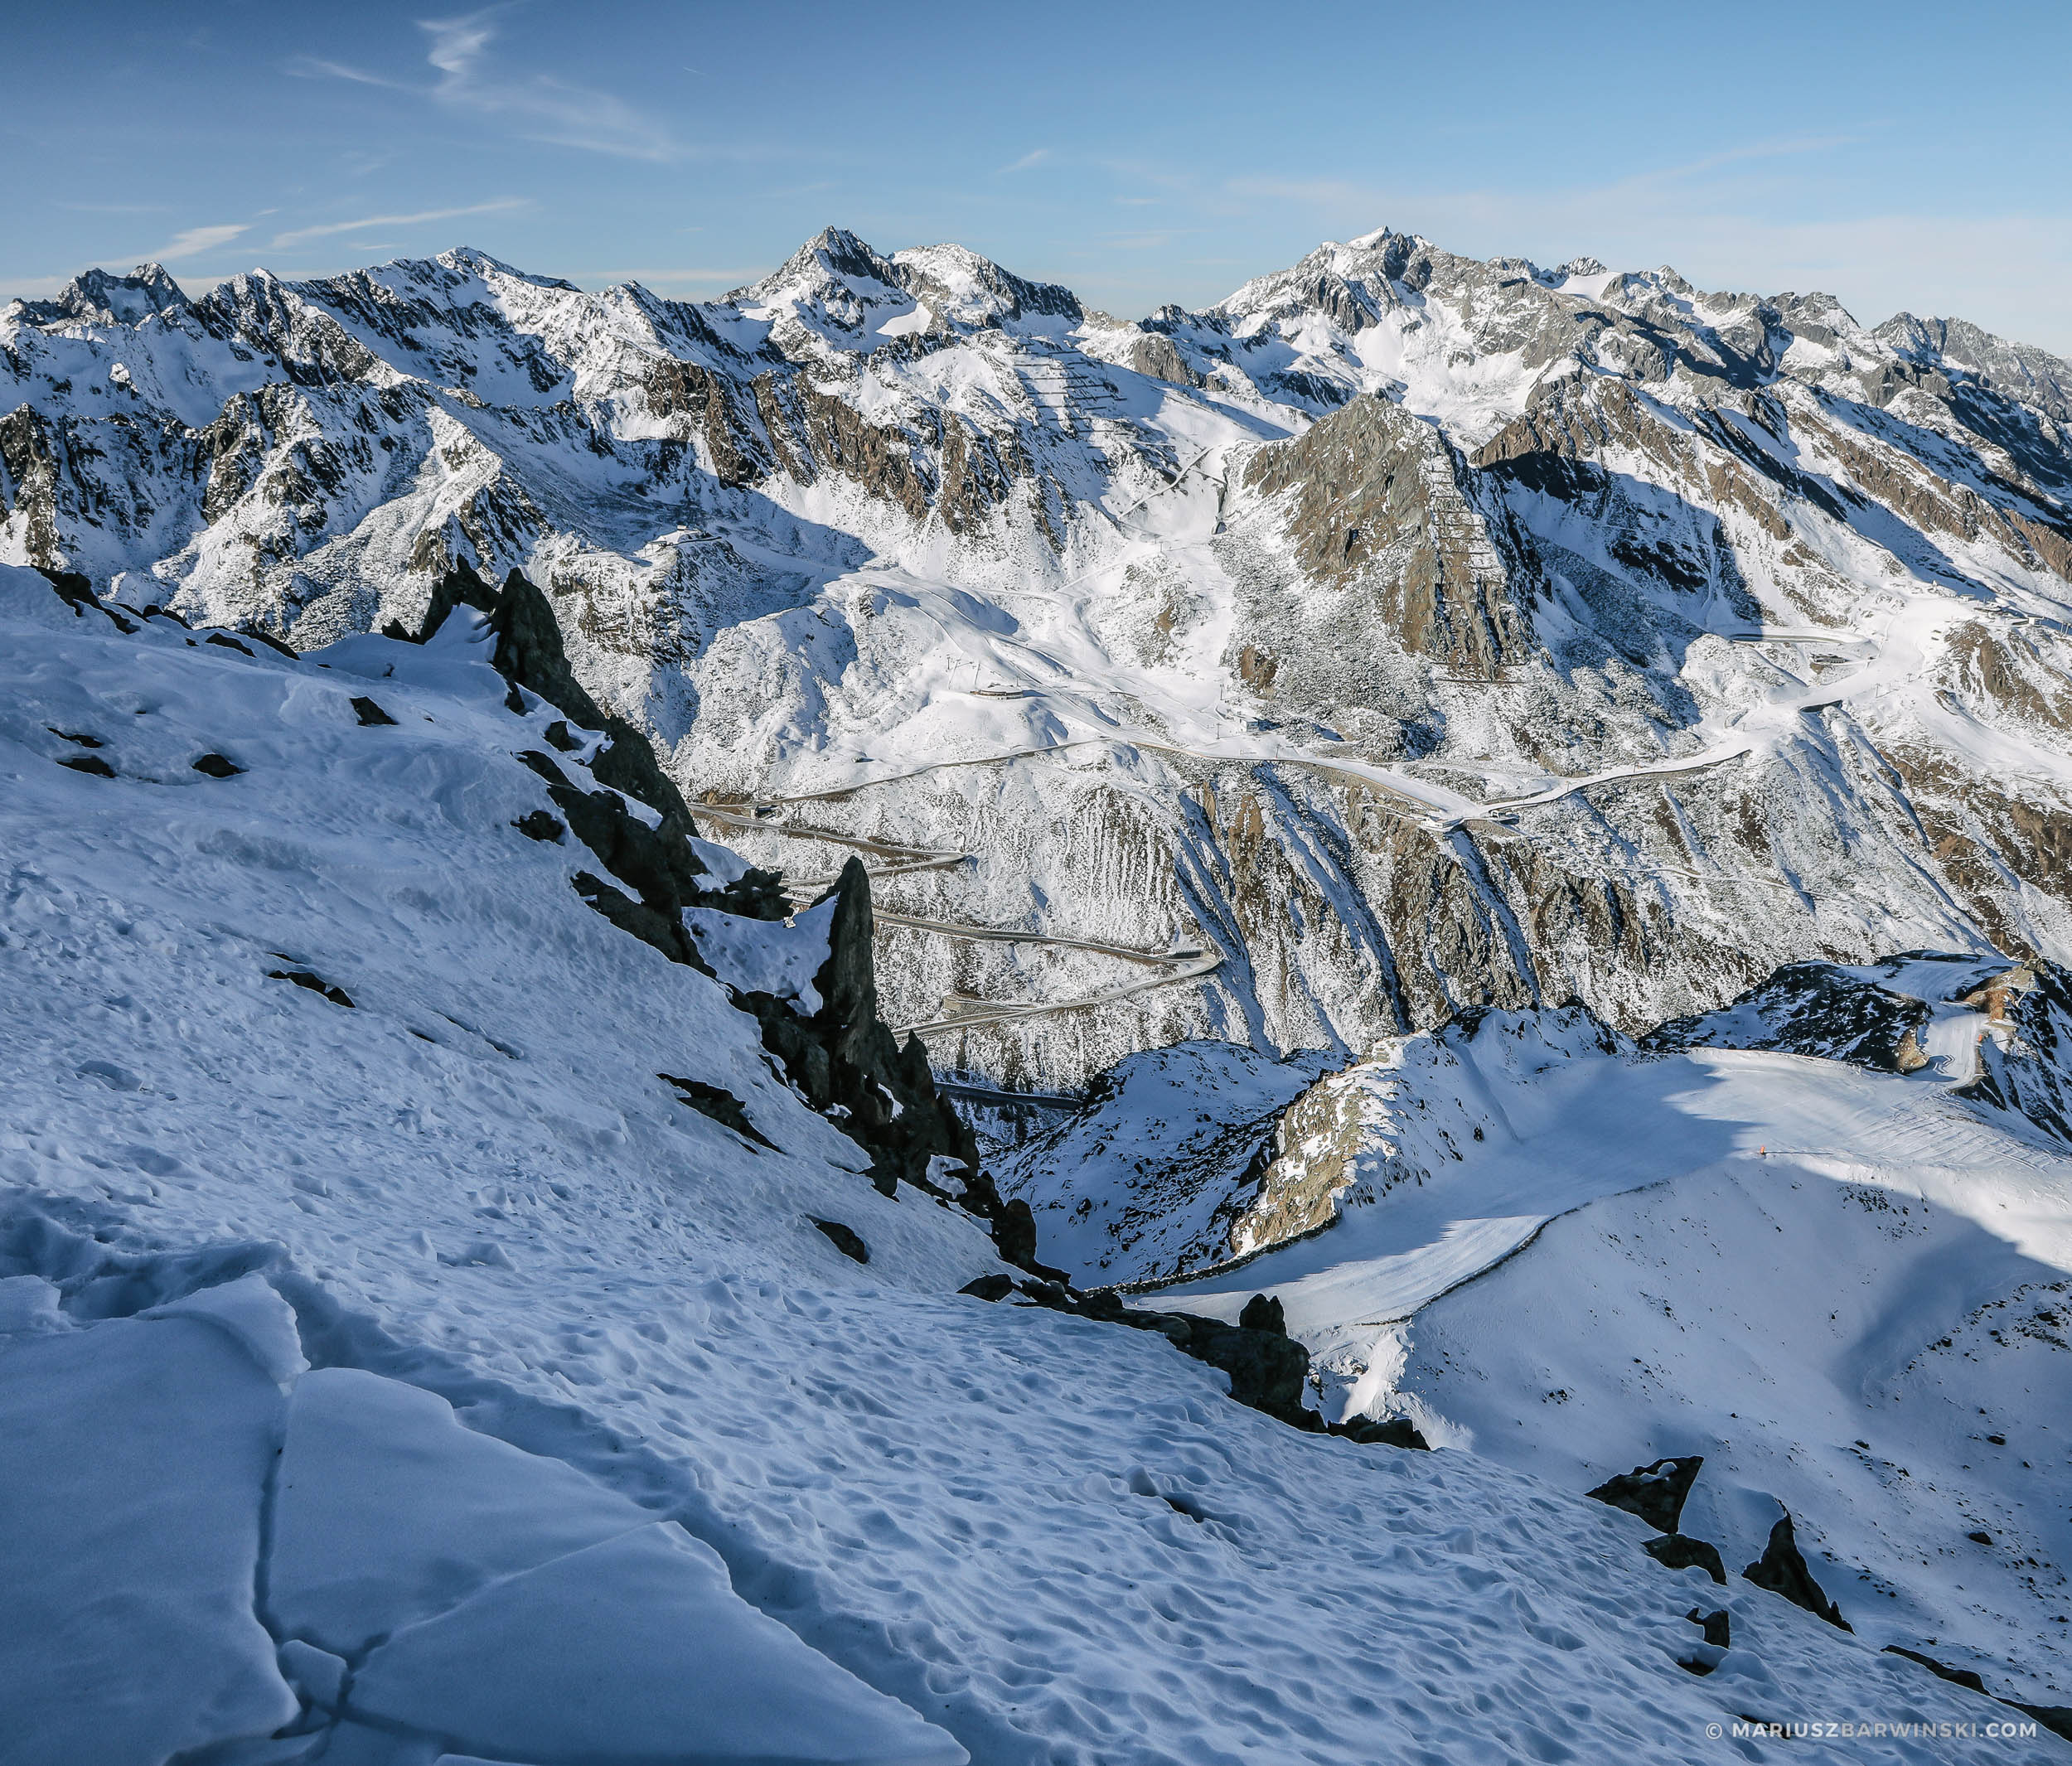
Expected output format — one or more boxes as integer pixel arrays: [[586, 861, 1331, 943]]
[[7, 228, 2071, 1093], [7, 225, 2072, 1759]]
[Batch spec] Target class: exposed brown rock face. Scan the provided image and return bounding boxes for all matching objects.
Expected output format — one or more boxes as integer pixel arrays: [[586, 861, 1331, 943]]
[[1244, 394, 1531, 674], [0, 405, 63, 567], [646, 359, 767, 487]]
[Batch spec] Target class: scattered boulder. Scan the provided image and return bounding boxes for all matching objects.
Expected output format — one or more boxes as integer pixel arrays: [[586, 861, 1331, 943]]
[[1677, 1604, 1731, 1674], [191, 753, 243, 778], [658, 1073, 776, 1151], [1644, 1533, 1727, 1585], [1586, 1455, 1703, 1534], [1180, 1315, 1316, 1429], [351, 696, 397, 728], [1883, 1645, 1986, 1693], [1238, 1293, 1287, 1335], [240, 627, 298, 659], [59, 755, 115, 778], [807, 1219, 869, 1265], [36, 567, 100, 617], [1335, 1416, 1431, 1450], [985, 1197, 1068, 1281], [268, 970, 355, 1009], [1687, 1608, 1731, 1649], [1968, 1529, 1994, 1546], [959, 1275, 1327, 1434], [991, 1197, 1040, 1266], [1742, 1512, 1850, 1629]]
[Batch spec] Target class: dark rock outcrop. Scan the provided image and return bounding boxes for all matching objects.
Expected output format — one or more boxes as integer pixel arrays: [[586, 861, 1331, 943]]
[[1882, 1645, 1986, 1694], [1687, 1608, 1731, 1649], [351, 696, 397, 728], [1587, 1455, 1704, 1533], [1239, 1292, 1287, 1335], [2009, 1704, 2072, 1745], [961, 1277, 1324, 1432], [988, 1195, 1068, 1282], [1644, 1533, 1727, 1585], [659, 1073, 777, 1151], [1335, 1415, 1431, 1450], [742, 858, 988, 1208], [808, 1218, 869, 1264], [1742, 1512, 1851, 1629], [390, 568, 1015, 1260], [267, 969, 355, 1009], [1183, 1314, 1315, 1427], [191, 753, 243, 778], [1648, 963, 1934, 1073]]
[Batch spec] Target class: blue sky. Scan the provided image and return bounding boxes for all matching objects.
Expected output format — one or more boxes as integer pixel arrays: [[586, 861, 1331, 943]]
[[5, 0, 2070, 351]]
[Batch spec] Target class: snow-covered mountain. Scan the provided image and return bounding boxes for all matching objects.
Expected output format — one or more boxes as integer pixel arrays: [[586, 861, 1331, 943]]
[[13, 562, 2057, 1763], [10, 223, 2072, 1755], [7, 228, 2072, 1095]]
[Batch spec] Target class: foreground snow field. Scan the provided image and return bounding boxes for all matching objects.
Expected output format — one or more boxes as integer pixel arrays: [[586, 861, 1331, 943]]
[[2, 565, 2059, 1763]]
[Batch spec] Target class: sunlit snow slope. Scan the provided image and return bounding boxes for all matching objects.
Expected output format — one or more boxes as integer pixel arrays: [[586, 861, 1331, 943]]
[[1129, 989, 2072, 1711]]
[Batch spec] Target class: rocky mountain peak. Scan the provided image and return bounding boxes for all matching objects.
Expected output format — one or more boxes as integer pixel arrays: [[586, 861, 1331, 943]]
[[748, 226, 902, 300], [890, 242, 1082, 331], [434, 244, 581, 293], [22, 261, 189, 327]]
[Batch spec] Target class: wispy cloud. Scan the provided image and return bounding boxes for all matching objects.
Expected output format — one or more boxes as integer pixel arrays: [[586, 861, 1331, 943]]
[[148, 224, 249, 263], [998, 148, 1053, 175], [291, 8, 681, 162], [269, 199, 529, 250]]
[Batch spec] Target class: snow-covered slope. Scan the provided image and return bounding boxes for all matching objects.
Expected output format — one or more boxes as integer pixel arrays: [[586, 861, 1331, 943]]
[[7, 230, 2072, 1090], [2, 564, 2055, 1763], [1052, 973, 2072, 1713]]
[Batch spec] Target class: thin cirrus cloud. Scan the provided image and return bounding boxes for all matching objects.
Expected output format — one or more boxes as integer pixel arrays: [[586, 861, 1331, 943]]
[[269, 199, 530, 251], [290, 8, 681, 163], [146, 224, 251, 264]]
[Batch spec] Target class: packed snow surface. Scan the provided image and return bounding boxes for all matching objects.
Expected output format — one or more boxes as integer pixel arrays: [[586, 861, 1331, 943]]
[[0, 567, 2049, 1761]]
